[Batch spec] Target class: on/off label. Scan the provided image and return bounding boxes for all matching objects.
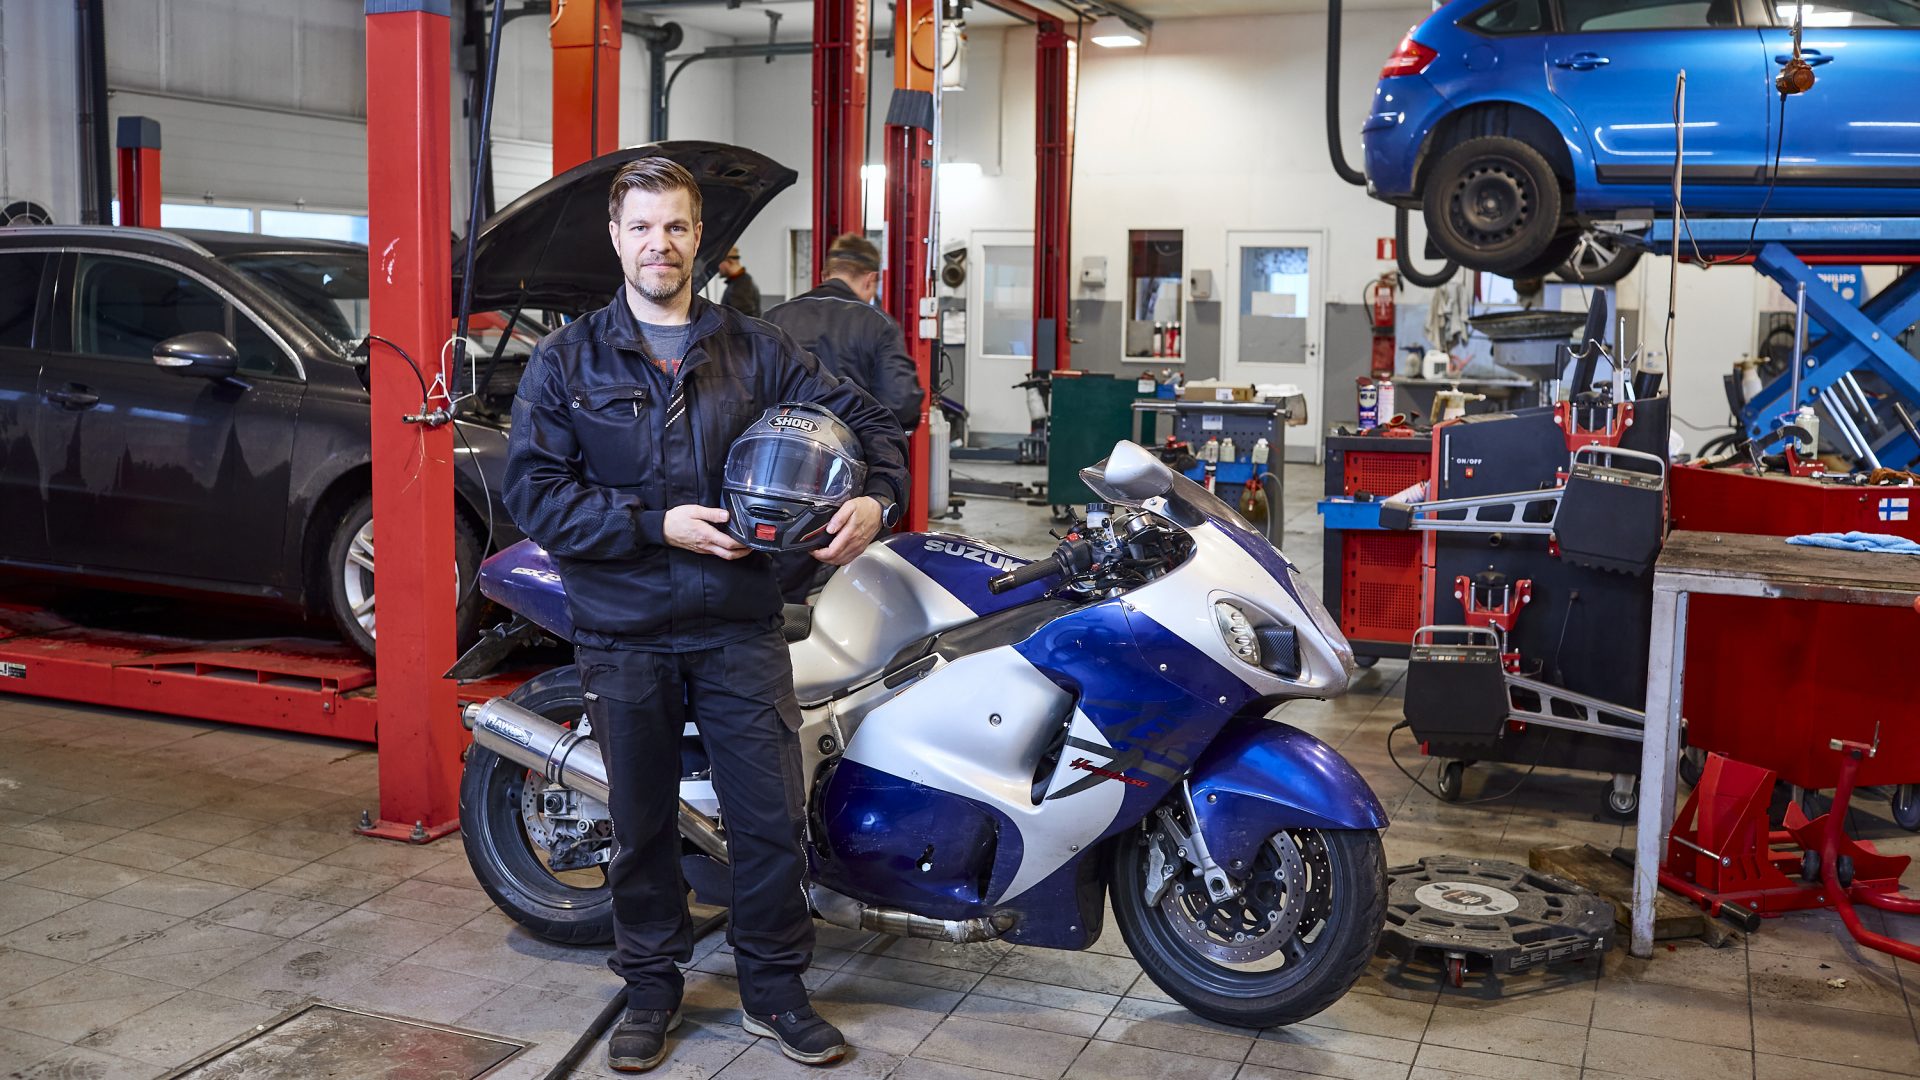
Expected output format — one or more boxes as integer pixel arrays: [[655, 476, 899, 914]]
[[0, 662, 24, 679]]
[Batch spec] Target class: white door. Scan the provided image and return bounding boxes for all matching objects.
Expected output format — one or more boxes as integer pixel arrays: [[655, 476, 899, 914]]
[[966, 230, 1035, 441], [1222, 230, 1325, 461]]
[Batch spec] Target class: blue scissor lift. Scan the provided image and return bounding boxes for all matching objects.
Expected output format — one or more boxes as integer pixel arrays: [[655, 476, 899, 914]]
[[1628, 217, 1920, 470]]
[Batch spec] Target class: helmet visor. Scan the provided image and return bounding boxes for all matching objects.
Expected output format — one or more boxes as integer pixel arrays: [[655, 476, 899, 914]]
[[724, 431, 863, 502]]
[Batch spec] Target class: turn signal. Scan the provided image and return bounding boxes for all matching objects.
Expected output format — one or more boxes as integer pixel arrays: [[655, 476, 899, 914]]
[[1381, 32, 1437, 78]]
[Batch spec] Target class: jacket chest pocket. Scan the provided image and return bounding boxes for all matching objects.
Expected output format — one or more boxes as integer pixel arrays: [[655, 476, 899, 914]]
[[570, 383, 655, 488]]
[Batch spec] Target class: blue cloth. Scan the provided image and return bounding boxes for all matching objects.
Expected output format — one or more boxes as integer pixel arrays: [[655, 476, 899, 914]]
[[1786, 531, 1920, 555]]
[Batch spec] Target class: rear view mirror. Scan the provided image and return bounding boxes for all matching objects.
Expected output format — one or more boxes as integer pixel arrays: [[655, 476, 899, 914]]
[[153, 331, 239, 380]]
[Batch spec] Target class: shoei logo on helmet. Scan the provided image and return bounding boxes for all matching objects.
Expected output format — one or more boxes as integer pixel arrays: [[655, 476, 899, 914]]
[[769, 414, 818, 433]]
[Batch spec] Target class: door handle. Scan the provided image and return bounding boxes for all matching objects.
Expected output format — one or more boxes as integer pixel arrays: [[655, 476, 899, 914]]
[[45, 387, 100, 409], [1774, 49, 1833, 66], [1552, 52, 1611, 70]]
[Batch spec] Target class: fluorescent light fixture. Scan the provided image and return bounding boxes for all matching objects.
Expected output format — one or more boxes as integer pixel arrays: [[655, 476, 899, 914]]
[[1090, 15, 1145, 47]]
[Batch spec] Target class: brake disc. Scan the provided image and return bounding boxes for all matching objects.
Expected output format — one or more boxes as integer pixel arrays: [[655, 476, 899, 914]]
[[1160, 831, 1311, 965]]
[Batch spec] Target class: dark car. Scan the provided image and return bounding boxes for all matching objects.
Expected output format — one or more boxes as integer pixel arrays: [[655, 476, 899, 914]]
[[1361, 0, 1920, 276], [0, 142, 795, 654]]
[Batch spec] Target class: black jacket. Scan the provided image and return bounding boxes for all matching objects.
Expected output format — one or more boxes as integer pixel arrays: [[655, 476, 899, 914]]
[[505, 290, 908, 650], [720, 271, 761, 318], [764, 279, 923, 431]]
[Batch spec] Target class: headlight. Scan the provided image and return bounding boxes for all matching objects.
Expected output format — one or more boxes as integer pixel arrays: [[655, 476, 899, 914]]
[[1213, 601, 1260, 664], [1214, 600, 1303, 679]]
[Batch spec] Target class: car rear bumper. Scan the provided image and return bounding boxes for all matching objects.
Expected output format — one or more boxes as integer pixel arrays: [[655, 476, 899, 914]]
[[1361, 75, 1447, 201]]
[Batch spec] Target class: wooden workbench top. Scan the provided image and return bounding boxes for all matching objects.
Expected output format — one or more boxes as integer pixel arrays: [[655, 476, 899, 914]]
[[1657, 529, 1920, 607]]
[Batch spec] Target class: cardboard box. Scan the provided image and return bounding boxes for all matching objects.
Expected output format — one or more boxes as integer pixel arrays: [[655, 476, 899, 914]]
[[1180, 382, 1257, 404]]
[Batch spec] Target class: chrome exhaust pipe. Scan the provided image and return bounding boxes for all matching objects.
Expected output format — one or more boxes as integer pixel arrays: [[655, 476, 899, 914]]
[[809, 885, 1013, 944], [462, 699, 730, 865]]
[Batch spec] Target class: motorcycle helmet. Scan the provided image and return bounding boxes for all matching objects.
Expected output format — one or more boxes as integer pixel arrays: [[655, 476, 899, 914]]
[[723, 402, 868, 552]]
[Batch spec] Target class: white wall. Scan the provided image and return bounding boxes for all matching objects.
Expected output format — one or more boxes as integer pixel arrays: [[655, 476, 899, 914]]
[[0, 0, 84, 224]]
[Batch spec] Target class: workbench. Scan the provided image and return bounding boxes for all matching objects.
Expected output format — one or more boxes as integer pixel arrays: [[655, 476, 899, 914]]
[[1631, 530, 1920, 957]]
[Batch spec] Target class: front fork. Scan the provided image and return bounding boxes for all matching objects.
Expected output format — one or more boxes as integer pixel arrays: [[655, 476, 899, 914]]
[[1143, 780, 1238, 908]]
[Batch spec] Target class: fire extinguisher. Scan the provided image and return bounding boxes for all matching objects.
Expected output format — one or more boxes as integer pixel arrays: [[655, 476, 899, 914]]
[[1368, 273, 1398, 377]]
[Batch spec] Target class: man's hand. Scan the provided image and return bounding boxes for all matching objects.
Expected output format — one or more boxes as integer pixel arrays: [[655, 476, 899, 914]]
[[664, 504, 750, 560], [813, 496, 883, 566]]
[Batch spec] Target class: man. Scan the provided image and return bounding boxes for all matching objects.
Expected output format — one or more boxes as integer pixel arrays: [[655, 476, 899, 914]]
[[764, 233, 924, 601], [716, 246, 761, 318], [505, 156, 908, 1073]]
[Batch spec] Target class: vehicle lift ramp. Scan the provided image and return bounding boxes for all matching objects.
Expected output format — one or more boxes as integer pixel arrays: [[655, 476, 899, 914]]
[[1624, 217, 1920, 470]]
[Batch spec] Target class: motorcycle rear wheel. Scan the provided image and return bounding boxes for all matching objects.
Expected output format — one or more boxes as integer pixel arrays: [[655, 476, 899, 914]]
[[1110, 824, 1386, 1029], [459, 666, 617, 945]]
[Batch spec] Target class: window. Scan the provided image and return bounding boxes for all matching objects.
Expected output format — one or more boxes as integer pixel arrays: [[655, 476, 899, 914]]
[[260, 209, 370, 244], [74, 256, 286, 375], [1561, 0, 1738, 30], [159, 203, 254, 233], [1469, 0, 1548, 34], [0, 252, 47, 349], [1126, 230, 1183, 360], [980, 245, 1034, 357], [1775, 0, 1920, 25]]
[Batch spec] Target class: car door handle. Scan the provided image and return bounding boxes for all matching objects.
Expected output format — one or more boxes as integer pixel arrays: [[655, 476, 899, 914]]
[[45, 387, 100, 410], [1552, 52, 1611, 70], [1775, 49, 1834, 66]]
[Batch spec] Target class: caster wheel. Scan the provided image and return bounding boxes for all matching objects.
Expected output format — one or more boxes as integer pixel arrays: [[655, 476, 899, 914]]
[[1604, 780, 1639, 819], [1892, 785, 1920, 832], [1836, 854, 1856, 889], [1355, 655, 1380, 669], [1801, 850, 1822, 883], [1446, 955, 1467, 988], [1436, 760, 1466, 803], [1678, 747, 1705, 789]]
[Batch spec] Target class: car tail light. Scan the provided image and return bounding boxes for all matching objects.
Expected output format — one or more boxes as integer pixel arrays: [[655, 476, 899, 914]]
[[1380, 31, 1437, 78]]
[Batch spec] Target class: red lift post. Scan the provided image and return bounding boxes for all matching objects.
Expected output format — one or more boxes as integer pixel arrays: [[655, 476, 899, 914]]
[[552, 0, 621, 174], [114, 116, 161, 228], [363, 0, 461, 843], [1031, 14, 1074, 372], [885, 0, 938, 530], [812, 0, 869, 283]]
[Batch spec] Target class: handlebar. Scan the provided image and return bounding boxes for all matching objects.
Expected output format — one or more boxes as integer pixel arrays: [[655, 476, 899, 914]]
[[989, 553, 1065, 595]]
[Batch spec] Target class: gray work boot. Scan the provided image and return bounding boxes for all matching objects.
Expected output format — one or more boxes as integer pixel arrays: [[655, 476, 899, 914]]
[[608, 1006, 681, 1072]]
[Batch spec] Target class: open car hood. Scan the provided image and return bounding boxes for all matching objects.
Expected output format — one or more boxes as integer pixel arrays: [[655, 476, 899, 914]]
[[453, 141, 797, 315]]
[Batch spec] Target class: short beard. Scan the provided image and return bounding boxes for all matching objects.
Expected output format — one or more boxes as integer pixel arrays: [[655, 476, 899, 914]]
[[628, 259, 689, 304]]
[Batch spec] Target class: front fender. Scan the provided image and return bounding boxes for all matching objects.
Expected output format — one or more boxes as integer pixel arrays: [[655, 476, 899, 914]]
[[1188, 717, 1388, 874]]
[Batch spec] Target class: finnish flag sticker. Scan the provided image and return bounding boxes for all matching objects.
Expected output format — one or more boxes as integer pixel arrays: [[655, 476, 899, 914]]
[[1881, 497, 1910, 523]]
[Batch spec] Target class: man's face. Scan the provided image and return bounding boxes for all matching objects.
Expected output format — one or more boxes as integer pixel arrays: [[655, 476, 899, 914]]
[[608, 186, 702, 304], [719, 255, 741, 277]]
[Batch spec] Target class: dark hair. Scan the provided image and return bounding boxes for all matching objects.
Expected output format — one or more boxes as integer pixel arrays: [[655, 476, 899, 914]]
[[607, 157, 703, 223], [825, 232, 881, 277]]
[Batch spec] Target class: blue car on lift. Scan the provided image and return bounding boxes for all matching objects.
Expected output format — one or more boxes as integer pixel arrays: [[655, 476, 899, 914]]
[[1362, 0, 1920, 279]]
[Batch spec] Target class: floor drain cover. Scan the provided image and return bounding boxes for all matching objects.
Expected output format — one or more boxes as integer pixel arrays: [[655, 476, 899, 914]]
[[162, 1002, 526, 1079], [1379, 855, 1614, 986]]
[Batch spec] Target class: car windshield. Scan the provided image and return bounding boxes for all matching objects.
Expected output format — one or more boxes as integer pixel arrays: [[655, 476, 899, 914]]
[[219, 252, 370, 350]]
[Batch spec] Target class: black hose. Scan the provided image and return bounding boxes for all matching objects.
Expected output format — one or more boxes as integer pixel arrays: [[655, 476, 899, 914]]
[[1325, 0, 1368, 187], [454, 0, 509, 412], [1396, 207, 1459, 288]]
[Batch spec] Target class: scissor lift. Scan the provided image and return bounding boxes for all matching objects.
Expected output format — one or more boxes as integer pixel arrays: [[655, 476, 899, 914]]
[[1630, 217, 1920, 469]]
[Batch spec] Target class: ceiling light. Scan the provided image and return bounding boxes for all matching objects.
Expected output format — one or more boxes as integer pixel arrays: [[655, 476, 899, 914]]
[[1090, 15, 1145, 48]]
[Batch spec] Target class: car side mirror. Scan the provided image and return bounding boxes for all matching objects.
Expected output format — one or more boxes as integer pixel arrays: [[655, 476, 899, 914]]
[[153, 331, 240, 380]]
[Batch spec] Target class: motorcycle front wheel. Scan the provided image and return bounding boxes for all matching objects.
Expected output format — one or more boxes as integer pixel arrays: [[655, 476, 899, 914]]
[[1109, 824, 1386, 1029]]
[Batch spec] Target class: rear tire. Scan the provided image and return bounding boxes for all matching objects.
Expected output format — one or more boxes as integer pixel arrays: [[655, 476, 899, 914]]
[[1423, 136, 1566, 276], [1555, 230, 1642, 285], [324, 494, 485, 656], [1111, 825, 1386, 1029], [459, 666, 617, 945]]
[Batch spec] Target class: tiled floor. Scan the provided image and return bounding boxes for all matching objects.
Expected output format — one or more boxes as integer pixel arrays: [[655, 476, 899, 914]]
[[3, 463, 1920, 1079]]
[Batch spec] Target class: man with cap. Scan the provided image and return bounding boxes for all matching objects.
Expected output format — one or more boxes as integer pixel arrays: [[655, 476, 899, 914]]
[[764, 232, 925, 601], [716, 246, 761, 318]]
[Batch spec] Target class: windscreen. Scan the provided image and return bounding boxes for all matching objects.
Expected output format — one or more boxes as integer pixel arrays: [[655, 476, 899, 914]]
[[220, 252, 368, 349], [726, 433, 862, 501], [1080, 455, 1260, 535]]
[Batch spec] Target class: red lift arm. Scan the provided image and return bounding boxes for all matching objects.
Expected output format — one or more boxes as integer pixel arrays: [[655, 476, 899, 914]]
[[813, 0, 870, 282], [114, 116, 161, 228], [363, 0, 461, 842], [552, 0, 621, 174]]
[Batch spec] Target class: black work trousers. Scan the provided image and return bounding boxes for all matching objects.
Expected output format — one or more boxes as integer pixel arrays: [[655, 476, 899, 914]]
[[577, 630, 814, 1015]]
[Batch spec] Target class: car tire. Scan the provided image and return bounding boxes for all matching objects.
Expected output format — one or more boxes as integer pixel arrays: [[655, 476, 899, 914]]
[[324, 494, 485, 657], [1423, 136, 1566, 276], [1554, 230, 1643, 285], [1505, 230, 1583, 282]]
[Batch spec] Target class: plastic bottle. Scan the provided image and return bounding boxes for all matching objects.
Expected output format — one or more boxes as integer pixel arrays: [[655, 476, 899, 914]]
[[1795, 405, 1821, 457], [1251, 438, 1270, 466], [1219, 436, 1236, 463], [1201, 437, 1220, 463]]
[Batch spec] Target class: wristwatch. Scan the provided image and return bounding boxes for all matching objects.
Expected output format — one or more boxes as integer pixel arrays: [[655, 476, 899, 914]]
[[871, 493, 903, 529]]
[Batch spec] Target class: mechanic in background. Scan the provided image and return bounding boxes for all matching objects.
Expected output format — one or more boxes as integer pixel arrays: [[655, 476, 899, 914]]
[[716, 246, 761, 318], [764, 232, 925, 602]]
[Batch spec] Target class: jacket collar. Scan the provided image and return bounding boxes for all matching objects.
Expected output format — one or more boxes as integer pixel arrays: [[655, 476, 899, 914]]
[[602, 286, 728, 357], [803, 277, 862, 303]]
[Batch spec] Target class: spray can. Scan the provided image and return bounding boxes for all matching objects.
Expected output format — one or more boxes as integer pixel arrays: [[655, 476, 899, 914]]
[[1251, 438, 1270, 466], [1376, 375, 1396, 424], [1356, 375, 1379, 429], [1219, 436, 1237, 463], [1795, 405, 1821, 458]]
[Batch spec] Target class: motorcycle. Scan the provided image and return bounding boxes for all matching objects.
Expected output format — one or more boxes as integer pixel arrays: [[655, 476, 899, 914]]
[[455, 440, 1388, 1027]]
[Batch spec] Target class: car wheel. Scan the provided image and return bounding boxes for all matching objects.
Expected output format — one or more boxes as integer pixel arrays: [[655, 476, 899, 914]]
[[324, 494, 485, 657], [1423, 136, 1566, 276], [1503, 230, 1583, 283], [1554, 229, 1643, 285]]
